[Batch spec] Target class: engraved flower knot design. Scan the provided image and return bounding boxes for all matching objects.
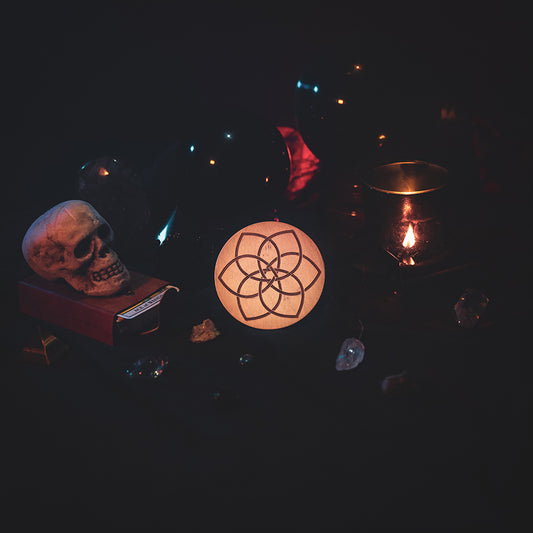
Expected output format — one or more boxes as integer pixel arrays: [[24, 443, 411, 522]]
[[217, 229, 322, 321]]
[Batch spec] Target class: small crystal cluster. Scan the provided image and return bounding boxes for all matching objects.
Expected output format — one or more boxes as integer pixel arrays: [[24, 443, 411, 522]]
[[190, 318, 220, 343], [125, 356, 169, 379], [335, 338, 365, 371]]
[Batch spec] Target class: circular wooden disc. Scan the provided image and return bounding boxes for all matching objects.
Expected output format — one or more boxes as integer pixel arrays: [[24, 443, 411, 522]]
[[214, 221, 325, 330]]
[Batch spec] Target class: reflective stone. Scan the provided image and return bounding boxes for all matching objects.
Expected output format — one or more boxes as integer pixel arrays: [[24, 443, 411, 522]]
[[335, 338, 365, 371], [125, 356, 169, 379], [454, 288, 489, 328]]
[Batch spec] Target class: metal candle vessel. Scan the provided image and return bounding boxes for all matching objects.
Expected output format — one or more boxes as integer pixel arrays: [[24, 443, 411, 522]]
[[363, 161, 449, 268]]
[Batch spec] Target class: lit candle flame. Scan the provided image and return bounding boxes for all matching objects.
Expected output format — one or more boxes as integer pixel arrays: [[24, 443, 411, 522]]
[[402, 223, 416, 248]]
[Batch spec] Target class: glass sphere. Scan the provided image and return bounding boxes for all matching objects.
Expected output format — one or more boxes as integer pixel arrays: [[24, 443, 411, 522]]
[[76, 156, 153, 264], [146, 109, 291, 288], [147, 108, 290, 235], [294, 51, 443, 169]]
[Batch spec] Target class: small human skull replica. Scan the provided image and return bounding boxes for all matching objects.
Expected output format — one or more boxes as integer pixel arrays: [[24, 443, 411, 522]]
[[22, 200, 131, 296]]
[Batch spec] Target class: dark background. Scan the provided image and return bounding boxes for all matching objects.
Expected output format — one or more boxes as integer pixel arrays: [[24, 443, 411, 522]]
[[5, 1, 532, 206], [2, 1, 530, 530]]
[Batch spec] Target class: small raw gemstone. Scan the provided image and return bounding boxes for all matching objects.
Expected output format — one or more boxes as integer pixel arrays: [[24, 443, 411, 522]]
[[190, 318, 220, 343], [335, 338, 365, 371], [125, 356, 168, 379], [454, 289, 489, 328]]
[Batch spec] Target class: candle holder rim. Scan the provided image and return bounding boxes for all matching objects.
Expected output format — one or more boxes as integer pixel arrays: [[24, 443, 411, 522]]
[[363, 161, 448, 195]]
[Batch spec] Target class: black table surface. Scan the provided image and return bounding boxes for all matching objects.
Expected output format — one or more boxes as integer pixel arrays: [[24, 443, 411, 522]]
[[2, 4, 530, 530]]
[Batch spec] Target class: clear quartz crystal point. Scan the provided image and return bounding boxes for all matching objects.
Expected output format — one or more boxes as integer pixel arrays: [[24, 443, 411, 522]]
[[335, 338, 365, 371], [454, 288, 489, 328]]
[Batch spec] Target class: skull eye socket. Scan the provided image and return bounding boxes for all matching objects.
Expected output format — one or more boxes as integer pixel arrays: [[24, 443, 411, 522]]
[[97, 223, 111, 241], [74, 236, 92, 258]]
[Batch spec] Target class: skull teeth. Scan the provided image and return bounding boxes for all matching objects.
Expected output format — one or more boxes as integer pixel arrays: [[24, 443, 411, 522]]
[[92, 261, 124, 282]]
